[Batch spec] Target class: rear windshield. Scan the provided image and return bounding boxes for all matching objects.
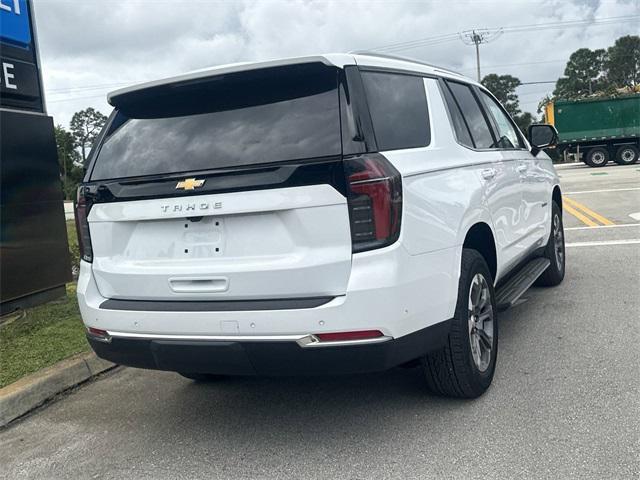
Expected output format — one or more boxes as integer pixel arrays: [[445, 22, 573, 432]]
[[91, 64, 340, 180]]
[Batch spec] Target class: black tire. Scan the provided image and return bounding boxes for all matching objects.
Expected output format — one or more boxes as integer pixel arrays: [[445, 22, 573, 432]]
[[535, 201, 565, 287], [584, 147, 609, 167], [178, 372, 226, 382], [614, 145, 639, 165], [421, 249, 498, 398]]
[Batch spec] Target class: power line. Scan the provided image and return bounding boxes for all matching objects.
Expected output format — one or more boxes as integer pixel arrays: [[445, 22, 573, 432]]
[[458, 58, 566, 73], [519, 81, 556, 85], [368, 32, 460, 52], [47, 94, 110, 104], [47, 82, 133, 94], [370, 15, 640, 53]]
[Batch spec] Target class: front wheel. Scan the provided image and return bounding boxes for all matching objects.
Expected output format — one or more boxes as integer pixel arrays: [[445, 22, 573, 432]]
[[535, 201, 565, 287], [421, 249, 498, 398]]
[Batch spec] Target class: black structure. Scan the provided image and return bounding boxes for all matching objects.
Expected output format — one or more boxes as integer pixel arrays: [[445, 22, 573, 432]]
[[1, 0, 71, 313]]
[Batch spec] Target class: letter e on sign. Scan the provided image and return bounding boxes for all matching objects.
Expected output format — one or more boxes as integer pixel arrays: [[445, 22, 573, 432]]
[[2, 62, 17, 89]]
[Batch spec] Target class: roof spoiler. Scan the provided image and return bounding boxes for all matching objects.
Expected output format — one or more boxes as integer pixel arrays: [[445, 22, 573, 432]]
[[108, 56, 339, 108]]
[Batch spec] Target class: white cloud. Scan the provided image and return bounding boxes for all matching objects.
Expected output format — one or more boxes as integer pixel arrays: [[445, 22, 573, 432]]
[[34, 0, 639, 126]]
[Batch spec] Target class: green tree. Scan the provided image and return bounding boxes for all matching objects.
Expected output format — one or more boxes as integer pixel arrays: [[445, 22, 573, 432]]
[[69, 107, 107, 163], [513, 112, 534, 134], [481, 73, 535, 134], [481, 73, 522, 117], [553, 48, 607, 98], [605, 35, 640, 88], [54, 125, 84, 199]]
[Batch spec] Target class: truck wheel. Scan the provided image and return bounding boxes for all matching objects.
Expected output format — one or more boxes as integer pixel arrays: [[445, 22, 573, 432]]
[[535, 201, 565, 287], [614, 145, 639, 165], [584, 147, 609, 167], [421, 249, 498, 398]]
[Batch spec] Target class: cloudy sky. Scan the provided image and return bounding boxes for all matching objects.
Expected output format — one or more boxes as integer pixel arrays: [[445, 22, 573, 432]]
[[35, 0, 639, 127]]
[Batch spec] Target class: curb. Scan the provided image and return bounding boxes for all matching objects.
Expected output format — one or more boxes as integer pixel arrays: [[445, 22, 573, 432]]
[[0, 352, 116, 427]]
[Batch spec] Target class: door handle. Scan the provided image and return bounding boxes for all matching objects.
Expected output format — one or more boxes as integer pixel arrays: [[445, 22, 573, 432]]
[[481, 168, 497, 180], [516, 164, 528, 173]]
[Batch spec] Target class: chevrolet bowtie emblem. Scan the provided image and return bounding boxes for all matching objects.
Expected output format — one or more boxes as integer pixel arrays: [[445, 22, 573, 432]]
[[176, 178, 205, 190]]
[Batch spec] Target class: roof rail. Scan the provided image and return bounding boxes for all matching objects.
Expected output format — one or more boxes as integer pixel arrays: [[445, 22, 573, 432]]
[[349, 50, 465, 77]]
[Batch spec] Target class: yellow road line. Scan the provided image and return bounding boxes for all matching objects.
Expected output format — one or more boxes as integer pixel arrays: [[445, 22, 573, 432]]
[[563, 196, 615, 226], [563, 201, 599, 227]]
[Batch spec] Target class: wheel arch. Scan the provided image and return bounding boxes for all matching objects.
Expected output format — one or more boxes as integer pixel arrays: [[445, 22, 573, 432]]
[[552, 185, 562, 213], [462, 222, 497, 282]]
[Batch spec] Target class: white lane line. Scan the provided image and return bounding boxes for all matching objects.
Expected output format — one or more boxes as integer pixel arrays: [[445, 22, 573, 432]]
[[565, 223, 640, 231], [564, 187, 640, 195], [630, 212, 640, 221], [566, 239, 640, 248]]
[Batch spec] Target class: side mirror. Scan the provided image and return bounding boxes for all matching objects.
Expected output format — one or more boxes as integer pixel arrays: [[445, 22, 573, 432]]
[[527, 124, 558, 156]]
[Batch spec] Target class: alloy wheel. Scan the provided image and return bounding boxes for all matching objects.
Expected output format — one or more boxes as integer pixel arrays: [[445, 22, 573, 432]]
[[553, 213, 564, 271], [468, 273, 494, 372]]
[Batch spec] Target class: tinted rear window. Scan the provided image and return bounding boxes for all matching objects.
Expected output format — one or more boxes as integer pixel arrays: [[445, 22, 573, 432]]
[[440, 80, 474, 148], [360, 71, 430, 151], [91, 64, 340, 180], [446, 81, 495, 149]]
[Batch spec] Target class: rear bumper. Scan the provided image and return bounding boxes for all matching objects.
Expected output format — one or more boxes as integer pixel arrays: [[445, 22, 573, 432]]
[[87, 320, 451, 375], [78, 240, 460, 375], [77, 241, 459, 341]]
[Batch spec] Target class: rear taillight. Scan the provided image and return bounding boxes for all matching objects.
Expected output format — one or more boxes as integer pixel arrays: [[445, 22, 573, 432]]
[[344, 154, 402, 253], [74, 187, 93, 263]]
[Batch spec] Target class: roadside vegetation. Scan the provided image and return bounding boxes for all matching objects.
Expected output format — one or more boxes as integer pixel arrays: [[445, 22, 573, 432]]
[[56, 107, 107, 200], [0, 222, 87, 388], [480, 34, 639, 134]]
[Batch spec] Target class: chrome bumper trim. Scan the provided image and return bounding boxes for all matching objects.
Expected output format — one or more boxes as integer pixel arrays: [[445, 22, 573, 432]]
[[295, 334, 393, 348], [105, 331, 393, 348]]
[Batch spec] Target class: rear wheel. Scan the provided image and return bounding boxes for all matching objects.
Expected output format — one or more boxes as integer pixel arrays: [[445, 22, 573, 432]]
[[584, 147, 609, 167], [178, 372, 226, 382], [421, 249, 498, 398], [614, 145, 639, 165], [535, 201, 565, 287]]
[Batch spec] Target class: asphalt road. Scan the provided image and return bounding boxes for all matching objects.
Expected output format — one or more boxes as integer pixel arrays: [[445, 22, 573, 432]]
[[1, 162, 639, 480]]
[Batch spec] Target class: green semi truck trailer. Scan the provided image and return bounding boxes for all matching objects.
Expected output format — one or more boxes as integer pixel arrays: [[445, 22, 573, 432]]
[[545, 94, 640, 167]]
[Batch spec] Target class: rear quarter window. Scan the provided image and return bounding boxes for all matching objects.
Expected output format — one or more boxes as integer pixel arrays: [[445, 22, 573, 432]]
[[360, 71, 430, 151]]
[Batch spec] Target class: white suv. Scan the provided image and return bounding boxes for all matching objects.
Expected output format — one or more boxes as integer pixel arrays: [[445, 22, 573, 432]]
[[76, 53, 565, 398]]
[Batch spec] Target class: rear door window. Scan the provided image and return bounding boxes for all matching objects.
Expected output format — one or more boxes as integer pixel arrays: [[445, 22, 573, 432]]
[[360, 71, 430, 151], [91, 64, 341, 180], [440, 81, 474, 148], [478, 90, 524, 149], [446, 81, 495, 149]]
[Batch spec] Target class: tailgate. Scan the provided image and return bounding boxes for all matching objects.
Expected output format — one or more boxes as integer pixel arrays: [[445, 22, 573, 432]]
[[88, 184, 352, 301]]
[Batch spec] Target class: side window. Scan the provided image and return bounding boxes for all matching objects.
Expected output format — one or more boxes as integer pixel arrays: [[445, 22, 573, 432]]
[[440, 80, 474, 148], [479, 90, 524, 149], [360, 71, 430, 150], [446, 81, 495, 149]]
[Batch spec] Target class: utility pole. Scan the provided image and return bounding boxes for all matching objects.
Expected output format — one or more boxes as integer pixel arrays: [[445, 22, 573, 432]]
[[460, 29, 503, 82], [473, 32, 481, 81]]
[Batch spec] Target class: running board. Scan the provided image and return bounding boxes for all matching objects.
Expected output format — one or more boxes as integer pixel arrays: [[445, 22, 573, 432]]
[[495, 258, 550, 311]]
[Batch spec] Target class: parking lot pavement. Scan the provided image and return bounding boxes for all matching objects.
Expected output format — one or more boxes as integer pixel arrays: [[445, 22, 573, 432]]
[[557, 163, 640, 228], [1, 164, 639, 480]]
